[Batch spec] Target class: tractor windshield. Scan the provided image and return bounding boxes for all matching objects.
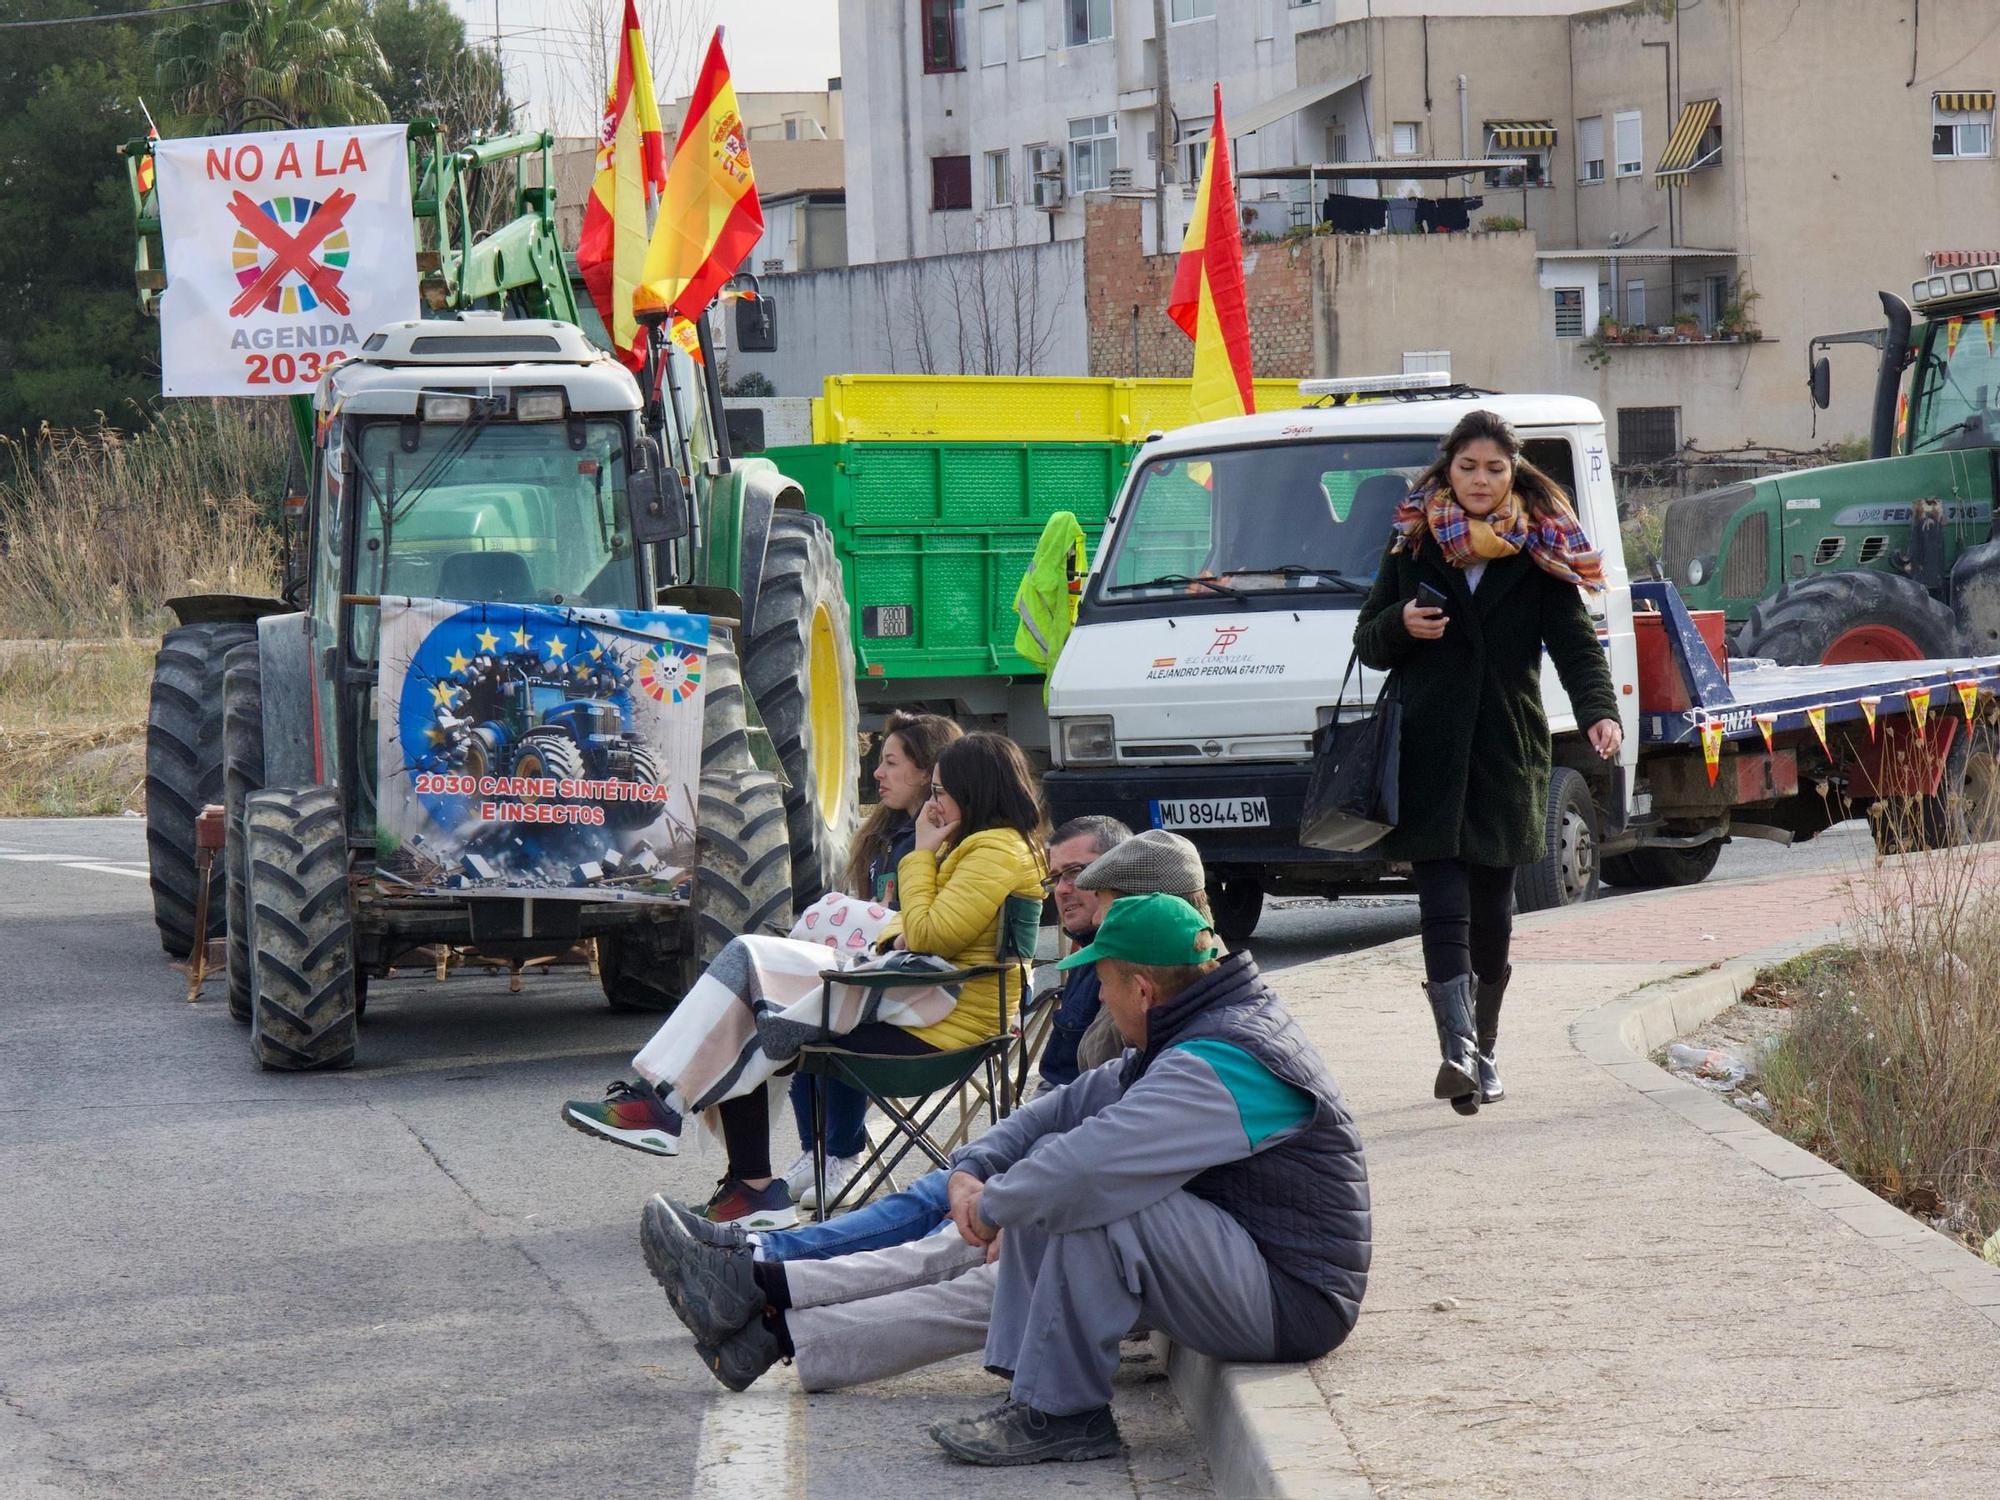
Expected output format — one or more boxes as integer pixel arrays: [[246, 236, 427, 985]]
[[1088, 437, 1436, 610], [1908, 312, 2000, 452]]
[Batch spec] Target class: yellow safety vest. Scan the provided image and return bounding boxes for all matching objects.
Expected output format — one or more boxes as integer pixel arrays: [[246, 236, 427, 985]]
[[1012, 510, 1087, 700]]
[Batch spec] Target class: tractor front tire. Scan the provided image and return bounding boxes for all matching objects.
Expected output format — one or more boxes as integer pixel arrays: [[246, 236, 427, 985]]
[[1735, 571, 1957, 666], [743, 511, 860, 909], [146, 620, 257, 958], [245, 785, 359, 1071], [222, 644, 265, 1023]]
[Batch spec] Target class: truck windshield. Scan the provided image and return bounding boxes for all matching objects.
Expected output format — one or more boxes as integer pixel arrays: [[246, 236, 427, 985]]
[[1909, 314, 2000, 451], [1094, 437, 1435, 604]]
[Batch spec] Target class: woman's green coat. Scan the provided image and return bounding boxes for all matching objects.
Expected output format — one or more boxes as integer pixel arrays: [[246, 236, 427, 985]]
[[1351, 538, 1622, 868]]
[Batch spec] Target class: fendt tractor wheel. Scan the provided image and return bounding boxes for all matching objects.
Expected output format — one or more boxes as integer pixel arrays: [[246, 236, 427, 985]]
[[244, 785, 359, 1071], [598, 641, 792, 1012], [1600, 840, 1723, 891], [743, 511, 860, 908], [1734, 571, 1958, 666], [221, 644, 265, 1023], [145, 621, 257, 958], [1516, 767, 1601, 913]]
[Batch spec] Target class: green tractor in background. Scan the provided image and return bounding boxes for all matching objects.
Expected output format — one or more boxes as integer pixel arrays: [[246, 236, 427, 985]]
[[128, 123, 860, 1064], [1665, 270, 2000, 665]]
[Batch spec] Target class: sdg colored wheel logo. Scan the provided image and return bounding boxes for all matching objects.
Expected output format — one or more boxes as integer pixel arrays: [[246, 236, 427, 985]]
[[639, 642, 703, 704], [231, 196, 350, 314]]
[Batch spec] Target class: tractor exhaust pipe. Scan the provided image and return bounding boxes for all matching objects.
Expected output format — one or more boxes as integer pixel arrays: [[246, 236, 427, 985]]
[[1870, 290, 1913, 460]]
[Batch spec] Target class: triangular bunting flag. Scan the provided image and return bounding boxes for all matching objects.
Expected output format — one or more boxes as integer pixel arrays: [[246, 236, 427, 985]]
[[1860, 696, 1879, 740], [1806, 705, 1828, 752], [1957, 680, 1979, 722], [1947, 316, 1965, 359], [1985, 311, 1998, 358], [1911, 688, 1931, 739], [1700, 719, 1725, 785], [1755, 713, 1777, 752]]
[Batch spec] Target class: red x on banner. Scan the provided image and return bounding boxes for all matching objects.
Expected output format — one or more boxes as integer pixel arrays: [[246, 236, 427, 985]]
[[226, 188, 356, 317]]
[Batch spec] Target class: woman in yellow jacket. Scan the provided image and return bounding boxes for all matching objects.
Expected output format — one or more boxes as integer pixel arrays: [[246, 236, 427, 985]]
[[562, 733, 1047, 1228]]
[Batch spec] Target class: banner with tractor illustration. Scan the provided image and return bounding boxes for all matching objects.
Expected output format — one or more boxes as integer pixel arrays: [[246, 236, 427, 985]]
[[375, 598, 709, 903], [155, 122, 417, 396]]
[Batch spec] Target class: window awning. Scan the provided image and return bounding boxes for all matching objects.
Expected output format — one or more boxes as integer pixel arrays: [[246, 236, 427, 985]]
[[1487, 121, 1556, 150], [1936, 91, 1997, 114], [1932, 249, 2000, 270], [1230, 72, 1367, 136], [1656, 99, 1721, 178]]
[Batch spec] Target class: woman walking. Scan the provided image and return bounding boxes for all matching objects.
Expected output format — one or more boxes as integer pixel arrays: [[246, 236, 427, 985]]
[[561, 731, 1046, 1226], [1353, 410, 1621, 1115]]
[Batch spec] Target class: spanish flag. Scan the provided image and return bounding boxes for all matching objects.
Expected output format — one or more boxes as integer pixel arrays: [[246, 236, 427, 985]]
[[641, 27, 764, 324], [1167, 85, 1254, 423], [577, 0, 668, 369], [136, 121, 158, 198]]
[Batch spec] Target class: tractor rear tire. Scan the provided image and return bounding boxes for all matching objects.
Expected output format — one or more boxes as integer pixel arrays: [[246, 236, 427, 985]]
[[222, 644, 265, 1023], [1600, 840, 1722, 890], [1734, 571, 1958, 666], [245, 784, 359, 1071], [146, 621, 257, 958], [1516, 767, 1601, 913], [510, 734, 585, 785], [743, 511, 860, 909]]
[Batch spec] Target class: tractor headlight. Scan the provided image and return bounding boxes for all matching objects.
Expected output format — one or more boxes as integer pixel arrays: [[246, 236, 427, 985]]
[[1687, 557, 1706, 587], [1059, 717, 1116, 766], [424, 394, 474, 422], [515, 392, 566, 422]]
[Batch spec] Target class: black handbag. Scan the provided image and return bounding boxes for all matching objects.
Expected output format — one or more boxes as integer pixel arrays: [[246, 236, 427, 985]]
[[1299, 649, 1401, 852]]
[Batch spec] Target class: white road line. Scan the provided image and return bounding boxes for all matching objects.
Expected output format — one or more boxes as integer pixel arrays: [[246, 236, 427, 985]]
[[688, 1385, 804, 1500], [64, 863, 150, 880]]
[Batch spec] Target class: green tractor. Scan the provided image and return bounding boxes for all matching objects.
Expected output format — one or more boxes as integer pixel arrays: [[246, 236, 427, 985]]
[[128, 124, 859, 1066], [1664, 269, 2000, 665]]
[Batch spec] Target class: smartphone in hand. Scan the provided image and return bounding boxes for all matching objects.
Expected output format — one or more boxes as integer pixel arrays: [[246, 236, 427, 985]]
[[1415, 581, 1451, 616]]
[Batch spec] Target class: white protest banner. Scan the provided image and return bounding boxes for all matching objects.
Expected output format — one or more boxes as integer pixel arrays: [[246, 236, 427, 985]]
[[156, 124, 417, 396]]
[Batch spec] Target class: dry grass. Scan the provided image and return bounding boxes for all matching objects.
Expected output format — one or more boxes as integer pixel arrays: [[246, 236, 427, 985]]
[[0, 640, 158, 816], [0, 402, 284, 639]]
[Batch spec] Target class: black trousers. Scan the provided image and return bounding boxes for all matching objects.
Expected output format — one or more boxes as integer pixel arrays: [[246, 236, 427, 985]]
[[1412, 859, 1515, 986], [717, 1022, 941, 1181]]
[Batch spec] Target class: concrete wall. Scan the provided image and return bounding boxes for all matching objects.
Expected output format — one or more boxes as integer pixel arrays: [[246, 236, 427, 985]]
[[725, 239, 1087, 395]]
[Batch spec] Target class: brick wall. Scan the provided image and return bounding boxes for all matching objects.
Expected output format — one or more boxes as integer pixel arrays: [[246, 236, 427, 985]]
[[1082, 197, 1314, 380]]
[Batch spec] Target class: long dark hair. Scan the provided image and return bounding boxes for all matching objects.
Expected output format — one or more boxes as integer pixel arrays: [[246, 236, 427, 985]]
[[1410, 409, 1572, 522], [935, 732, 1048, 851], [846, 711, 963, 898]]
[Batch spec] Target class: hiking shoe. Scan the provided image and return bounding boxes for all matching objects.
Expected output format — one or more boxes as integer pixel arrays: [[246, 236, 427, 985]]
[[561, 1080, 682, 1155], [702, 1176, 798, 1230], [695, 1313, 786, 1393], [641, 1194, 762, 1344], [664, 1197, 749, 1251], [795, 1153, 865, 1211], [930, 1400, 1122, 1466]]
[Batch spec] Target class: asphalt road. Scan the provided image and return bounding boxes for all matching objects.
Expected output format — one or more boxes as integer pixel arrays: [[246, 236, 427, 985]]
[[0, 818, 1208, 1500], [0, 813, 1878, 1499]]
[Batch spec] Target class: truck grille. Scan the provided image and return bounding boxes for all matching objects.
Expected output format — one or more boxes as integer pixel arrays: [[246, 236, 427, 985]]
[[1661, 483, 1753, 584]]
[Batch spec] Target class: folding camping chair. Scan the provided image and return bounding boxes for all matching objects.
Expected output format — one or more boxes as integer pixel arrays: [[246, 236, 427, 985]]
[[795, 893, 1043, 1218]]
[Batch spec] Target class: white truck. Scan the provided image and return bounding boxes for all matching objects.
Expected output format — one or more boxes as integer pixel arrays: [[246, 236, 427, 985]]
[[1039, 376, 2000, 946]]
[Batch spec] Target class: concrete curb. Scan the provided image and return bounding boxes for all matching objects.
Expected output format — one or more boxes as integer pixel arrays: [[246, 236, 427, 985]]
[[1572, 924, 2000, 1325]]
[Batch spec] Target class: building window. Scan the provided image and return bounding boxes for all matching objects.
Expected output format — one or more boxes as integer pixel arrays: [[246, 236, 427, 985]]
[[979, 4, 1006, 65], [1068, 113, 1117, 192], [1624, 278, 1646, 327], [1577, 115, 1604, 182], [1614, 111, 1643, 176], [1933, 91, 1995, 158], [986, 147, 1013, 206], [1170, 0, 1215, 19], [923, 0, 966, 72], [1066, 0, 1110, 46], [1618, 406, 1681, 465], [1553, 288, 1584, 338], [1391, 121, 1421, 156], [1018, 0, 1044, 58], [1179, 119, 1210, 183], [1326, 123, 1349, 162], [932, 153, 973, 210], [1483, 127, 1550, 188]]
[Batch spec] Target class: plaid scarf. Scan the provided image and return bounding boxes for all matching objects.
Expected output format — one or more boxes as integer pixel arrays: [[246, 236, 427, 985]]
[[1391, 483, 1606, 592]]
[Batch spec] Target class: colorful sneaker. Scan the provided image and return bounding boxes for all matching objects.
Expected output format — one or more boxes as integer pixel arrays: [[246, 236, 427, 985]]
[[561, 1079, 682, 1156], [701, 1175, 798, 1230]]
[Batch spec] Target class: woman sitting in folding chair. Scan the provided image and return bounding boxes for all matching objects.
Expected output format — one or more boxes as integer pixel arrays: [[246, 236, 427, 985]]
[[561, 732, 1048, 1230]]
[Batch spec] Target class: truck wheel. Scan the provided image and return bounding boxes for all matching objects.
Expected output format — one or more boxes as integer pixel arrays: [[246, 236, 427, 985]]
[[1208, 876, 1264, 949], [146, 621, 257, 958], [1871, 715, 2000, 854], [245, 785, 359, 1071], [222, 644, 265, 1023], [744, 511, 860, 909], [1734, 571, 1957, 666], [1516, 767, 1600, 912], [1600, 840, 1722, 890]]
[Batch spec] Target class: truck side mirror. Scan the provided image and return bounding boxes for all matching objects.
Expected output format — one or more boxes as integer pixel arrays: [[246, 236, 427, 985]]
[[629, 448, 688, 545], [1809, 356, 1831, 411], [736, 294, 777, 352]]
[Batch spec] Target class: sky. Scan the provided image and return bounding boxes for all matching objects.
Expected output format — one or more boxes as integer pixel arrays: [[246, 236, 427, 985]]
[[448, 0, 843, 138]]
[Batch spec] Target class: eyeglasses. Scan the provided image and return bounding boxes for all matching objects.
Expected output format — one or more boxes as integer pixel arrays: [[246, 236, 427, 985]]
[[1042, 863, 1091, 892]]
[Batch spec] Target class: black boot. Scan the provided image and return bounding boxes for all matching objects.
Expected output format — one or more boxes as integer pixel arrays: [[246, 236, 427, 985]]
[[1424, 975, 1480, 1114], [1474, 966, 1510, 1104]]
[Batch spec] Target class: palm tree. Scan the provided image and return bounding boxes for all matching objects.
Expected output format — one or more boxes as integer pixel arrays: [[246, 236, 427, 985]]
[[155, 0, 392, 133]]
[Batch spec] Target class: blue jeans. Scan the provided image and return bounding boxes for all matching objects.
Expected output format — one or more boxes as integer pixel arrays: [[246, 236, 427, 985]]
[[789, 1072, 870, 1158], [753, 1168, 952, 1261]]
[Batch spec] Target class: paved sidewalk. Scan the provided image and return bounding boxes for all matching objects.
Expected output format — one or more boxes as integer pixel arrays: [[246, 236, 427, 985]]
[[1255, 859, 2000, 1498]]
